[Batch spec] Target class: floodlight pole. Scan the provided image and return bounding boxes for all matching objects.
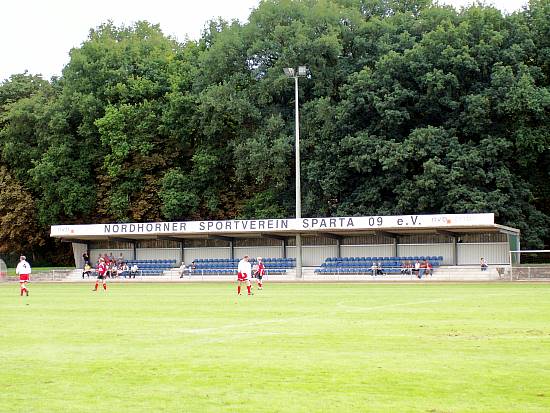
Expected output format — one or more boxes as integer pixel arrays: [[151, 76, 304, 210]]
[[285, 66, 306, 279], [294, 74, 302, 279]]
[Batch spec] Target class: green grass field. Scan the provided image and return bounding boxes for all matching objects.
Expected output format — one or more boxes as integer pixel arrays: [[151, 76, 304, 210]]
[[1, 282, 549, 412]]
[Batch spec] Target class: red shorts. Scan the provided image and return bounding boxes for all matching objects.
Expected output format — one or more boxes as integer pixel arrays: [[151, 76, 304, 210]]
[[237, 272, 248, 282], [19, 274, 29, 282]]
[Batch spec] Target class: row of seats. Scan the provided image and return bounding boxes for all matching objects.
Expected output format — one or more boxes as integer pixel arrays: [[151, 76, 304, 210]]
[[194, 262, 295, 269], [113, 269, 164, 276], [316, 267, 410, 274], [315, 267, 434, 275], [190, 269, 287, 276], [326, 256, 443, 262], [321, 260, 441, 268], [122, 259, 178, 276], [125, 259, 177, 265], [193, 257, 296, 270], [129, 263, 174, 269], [194, 258, 296, 263], [136, 269, 165, 275], [315, 256, 443, 274]]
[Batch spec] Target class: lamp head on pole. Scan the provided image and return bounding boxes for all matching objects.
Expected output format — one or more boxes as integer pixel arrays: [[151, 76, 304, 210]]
[[283, 66, 308, 77], [283, 67, 295, 77]]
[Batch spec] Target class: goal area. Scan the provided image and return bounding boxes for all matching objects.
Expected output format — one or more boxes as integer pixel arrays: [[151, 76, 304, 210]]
[[509, 250, 550, 280]]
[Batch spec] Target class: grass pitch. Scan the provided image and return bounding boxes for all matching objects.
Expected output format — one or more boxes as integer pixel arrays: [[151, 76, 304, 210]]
[[1, 282, 549, 413]]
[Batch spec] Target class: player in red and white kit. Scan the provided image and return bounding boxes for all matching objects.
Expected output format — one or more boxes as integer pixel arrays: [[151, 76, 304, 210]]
[[16, 255, 31, 296], [237, 255, 252, 296], [254, 257, 265, 290], [93, 257, 108, 291]]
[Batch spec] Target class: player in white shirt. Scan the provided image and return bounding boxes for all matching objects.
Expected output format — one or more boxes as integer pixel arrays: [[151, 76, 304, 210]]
[[237, 255, 252, 295], [16, 255, 31, 296]]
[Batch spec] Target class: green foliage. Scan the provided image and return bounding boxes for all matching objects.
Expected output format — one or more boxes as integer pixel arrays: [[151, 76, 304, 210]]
[[0, 72, 49, 107], [238, 189, 291, 218], [159, 168, 200, 219], [0, 0, 549, 251], [0, 165, 45, 253]]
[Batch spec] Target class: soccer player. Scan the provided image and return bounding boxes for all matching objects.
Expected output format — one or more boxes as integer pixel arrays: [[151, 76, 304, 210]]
[[93, 257, 108, 291], [237, 255, 252, 295], [254, 257, 265, 290], [16, 255, 31, 296]]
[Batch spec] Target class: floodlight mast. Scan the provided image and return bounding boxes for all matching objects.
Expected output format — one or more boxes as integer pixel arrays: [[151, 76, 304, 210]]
[[284, 66, 307, 279]]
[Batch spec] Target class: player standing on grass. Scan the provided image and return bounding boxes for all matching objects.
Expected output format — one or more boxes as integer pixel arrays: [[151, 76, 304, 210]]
[[93, 257, 108, 292], [16, 255, 31, 296], [254, 257, 265, 290], [237, 255, 252, 296]]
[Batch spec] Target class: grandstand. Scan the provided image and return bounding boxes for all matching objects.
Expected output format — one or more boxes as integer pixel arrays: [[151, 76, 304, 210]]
[[50, 213, 520, 280]]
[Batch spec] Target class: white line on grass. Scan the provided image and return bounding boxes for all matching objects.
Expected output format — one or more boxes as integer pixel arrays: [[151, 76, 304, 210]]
[[179, 318, 301, 335]]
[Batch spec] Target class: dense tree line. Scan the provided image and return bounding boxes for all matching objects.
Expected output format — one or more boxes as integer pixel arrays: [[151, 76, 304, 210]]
[[0, 0, 548, 264]]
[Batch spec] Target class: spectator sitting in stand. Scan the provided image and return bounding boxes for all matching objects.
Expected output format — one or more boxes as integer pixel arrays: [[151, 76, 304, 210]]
[[178, 262, 187, 278], [413, 260, 421, 278], [370, 262, 378, 276], [419, 260, 428, 278], [82, 263, 93, 279], [480, 257, 488, 271], [376, 261, 384, 276], [130, 263, 139, 278], [425, 260, 433, 277], [114, 263, 120, 278], [120, 262, 129, 278], [105, 262, 112, 278]]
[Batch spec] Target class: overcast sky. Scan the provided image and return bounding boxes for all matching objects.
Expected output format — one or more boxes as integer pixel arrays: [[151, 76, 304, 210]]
[[0, 0, 528, 82]]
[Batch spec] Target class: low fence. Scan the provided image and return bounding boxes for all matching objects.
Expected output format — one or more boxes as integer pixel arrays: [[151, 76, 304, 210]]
[[509, 266, 550, 281], [1, 269, 75, 282]]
